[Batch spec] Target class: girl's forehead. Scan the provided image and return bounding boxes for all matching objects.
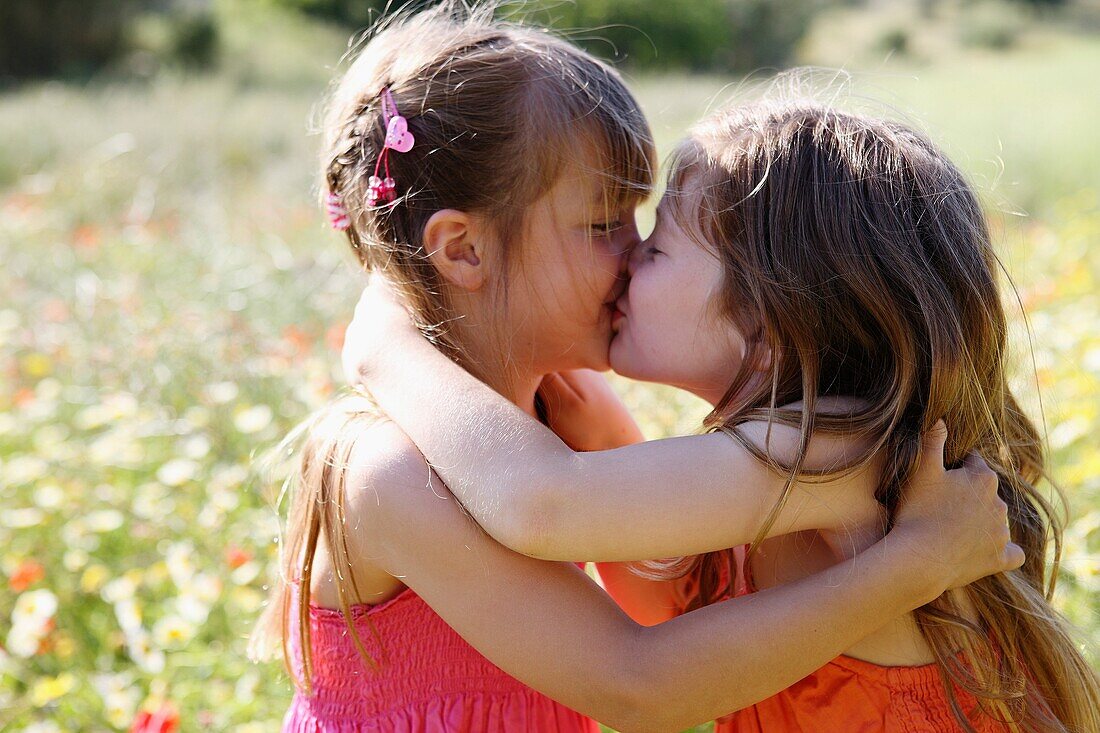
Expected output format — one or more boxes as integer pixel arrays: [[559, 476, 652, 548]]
[[543, 163, 636, 212]]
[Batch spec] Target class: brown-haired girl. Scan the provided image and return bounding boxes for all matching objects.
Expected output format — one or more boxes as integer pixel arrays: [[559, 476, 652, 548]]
[[258, 5, 1022, 731], [344, 91, 1098, 730]]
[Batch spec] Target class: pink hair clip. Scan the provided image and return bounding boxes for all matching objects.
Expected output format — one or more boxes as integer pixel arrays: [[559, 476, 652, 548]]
[[326, 191, 350, 230], [367, 87, 415, 207]]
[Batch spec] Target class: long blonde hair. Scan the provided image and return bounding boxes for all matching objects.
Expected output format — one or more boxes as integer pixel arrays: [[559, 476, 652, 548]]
[[248, 2, 654, 693], [658, 95, 1099, 731]]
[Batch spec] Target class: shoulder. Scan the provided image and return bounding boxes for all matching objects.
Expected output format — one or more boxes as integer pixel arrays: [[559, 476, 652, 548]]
[[342, 419, 437, 517]]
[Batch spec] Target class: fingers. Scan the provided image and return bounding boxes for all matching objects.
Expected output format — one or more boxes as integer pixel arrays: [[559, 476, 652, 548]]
[[1003, 542, 1025, 572], [919, 419, 949, 470], [538, 372, 582, 405]]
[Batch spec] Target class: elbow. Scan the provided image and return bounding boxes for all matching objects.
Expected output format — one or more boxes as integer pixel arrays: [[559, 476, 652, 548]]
[[493, 481, 567, 559], [592, 639, 698, 733], [595, 687, 687, 733], [587, 673, 658, 733], [491, 459, 581, 560]]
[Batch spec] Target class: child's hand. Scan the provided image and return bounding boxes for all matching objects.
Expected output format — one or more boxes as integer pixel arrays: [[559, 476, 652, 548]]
[[342, 273, 418, 386], [538, 370, 645, 452], [891, 421, 1023, 594]]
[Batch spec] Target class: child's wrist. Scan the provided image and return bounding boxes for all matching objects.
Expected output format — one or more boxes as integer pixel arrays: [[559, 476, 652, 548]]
[[875, 528, 946, 608]]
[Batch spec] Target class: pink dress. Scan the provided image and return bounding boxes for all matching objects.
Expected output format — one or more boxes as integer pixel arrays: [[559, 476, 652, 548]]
[[282, 586, 599, 732]]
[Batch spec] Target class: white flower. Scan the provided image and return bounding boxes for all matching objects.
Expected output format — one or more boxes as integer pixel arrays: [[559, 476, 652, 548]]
[[210, 464, 247, 492], [85, 509, 124, 533], [3, 455, 48, 484], [36, 378, 62, 402], [190, 572, 222, 604], [7, 589, 57, 658], [231, 561, 260, 586], [0, 507, 44, 528], [89, 429, 143, 468], [32, 425, 69, 453], [182, 434, 211, 459], [183, 405, 211, 428], [153, 614, 195, 648], [234, 405, 272, 434], [165, 542, 196, 588], [93, 672, 142, 726], [12, 589, 58, 626], [125, 628, 165, 673], [101, 575, 137, 604], [6, 629, 42, 658], [75, 404, 112, 431], [156, 458, 199, 487], [0, 308, 18, 333], [92, 671, 134, 698], [62, 549, 89, 573], [132, 482, 174, 520], [103, 392, 138, 419], [62, 518, 99, 551], [234, 671, 259, 704], [1049, 416, 1089, 450], [114, 599, 143, 634], [205, 381, 239, 404], [23, 721, 62, 733], [175, 593, 212, 626], [33, 483, 65, 510]]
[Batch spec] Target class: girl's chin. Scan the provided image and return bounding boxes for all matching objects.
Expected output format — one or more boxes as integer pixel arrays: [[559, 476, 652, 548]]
[[608, 338, 638, 379]]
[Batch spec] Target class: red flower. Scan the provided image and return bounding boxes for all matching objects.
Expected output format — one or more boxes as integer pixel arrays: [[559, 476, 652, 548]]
[[325, 321, 347, 353], [12, 388, 35, 408], [9, 560, 45, 592], [282, 325, 311, 356], [71, 224, 102, 251], [225, 545, 252, 570], [131, 702, 180, 733]]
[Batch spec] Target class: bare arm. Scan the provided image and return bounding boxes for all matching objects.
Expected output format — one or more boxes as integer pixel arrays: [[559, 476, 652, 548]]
[[344, 280, 881, 562], [349, 421, 1018, 733]]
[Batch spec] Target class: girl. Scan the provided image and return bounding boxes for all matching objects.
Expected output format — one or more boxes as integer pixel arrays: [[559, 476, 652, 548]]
[[342, 93, 1100, 730], [253, 6, 1021, 732]]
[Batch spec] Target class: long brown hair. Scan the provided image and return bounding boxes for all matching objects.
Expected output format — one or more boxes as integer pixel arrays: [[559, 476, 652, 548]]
[[662, 94, 1099, 730], [247, 1, 654, 693]]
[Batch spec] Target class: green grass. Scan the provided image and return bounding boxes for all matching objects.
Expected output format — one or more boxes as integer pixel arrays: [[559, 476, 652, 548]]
[[0, 3, 1097, 730]]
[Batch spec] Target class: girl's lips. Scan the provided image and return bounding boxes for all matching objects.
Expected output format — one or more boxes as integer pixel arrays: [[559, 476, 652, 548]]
[[614, 296, 629, 318], [611, 308, 625, 327]]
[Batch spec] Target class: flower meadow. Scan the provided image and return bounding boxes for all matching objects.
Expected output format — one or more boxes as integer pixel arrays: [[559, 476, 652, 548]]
[[1, 9, 1097, 732]]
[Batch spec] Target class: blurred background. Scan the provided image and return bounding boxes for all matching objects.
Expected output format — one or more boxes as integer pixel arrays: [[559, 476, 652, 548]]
[[1, 0, 1097, 730]]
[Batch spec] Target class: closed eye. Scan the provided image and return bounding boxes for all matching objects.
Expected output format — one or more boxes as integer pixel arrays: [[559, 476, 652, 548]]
[[591, 221, 624, 235]]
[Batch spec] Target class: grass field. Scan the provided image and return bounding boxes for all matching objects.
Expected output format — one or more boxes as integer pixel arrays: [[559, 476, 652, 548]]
[[1, 3, 1097, 730]]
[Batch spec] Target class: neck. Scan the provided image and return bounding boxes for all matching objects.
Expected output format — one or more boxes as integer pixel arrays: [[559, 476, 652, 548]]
[[488, 369, 541, 418], [448, 311, 541, 418]]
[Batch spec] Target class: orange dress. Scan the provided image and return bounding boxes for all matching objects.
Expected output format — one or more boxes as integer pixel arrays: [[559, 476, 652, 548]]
[[710, 547, 1009, 733]]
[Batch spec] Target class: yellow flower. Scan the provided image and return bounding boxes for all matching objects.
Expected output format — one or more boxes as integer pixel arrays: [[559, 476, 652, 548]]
[[54, 633, 76, 659], [81, 564, 110, 594], [21, 352, 52, 378], [30, 673, 75, 706]]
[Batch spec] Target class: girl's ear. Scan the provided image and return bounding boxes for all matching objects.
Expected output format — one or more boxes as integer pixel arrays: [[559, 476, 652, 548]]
[[423, 209, 486, 292]]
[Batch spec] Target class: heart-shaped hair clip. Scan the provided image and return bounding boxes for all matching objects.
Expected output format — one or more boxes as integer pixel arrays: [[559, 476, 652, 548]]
[[368, 87, 414, 207], [385, 115, 415, 153]]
